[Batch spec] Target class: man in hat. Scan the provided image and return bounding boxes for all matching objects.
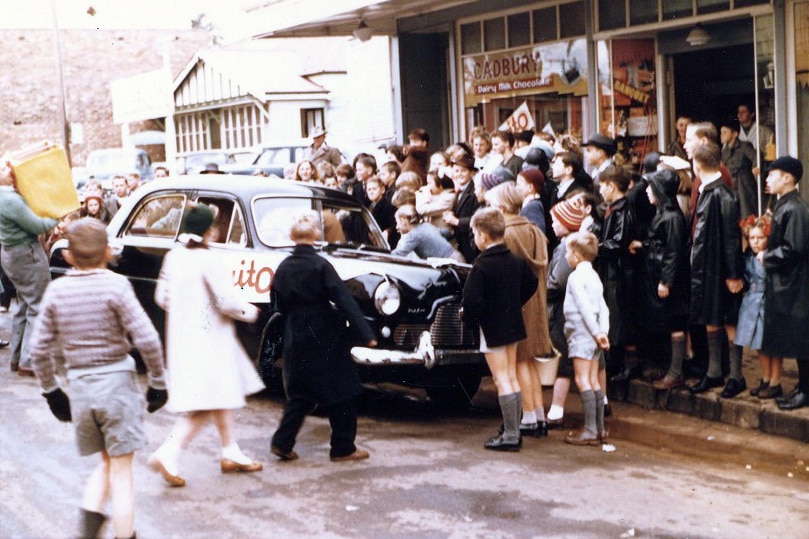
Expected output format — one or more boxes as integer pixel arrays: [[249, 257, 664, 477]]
[[583, 133, 617, 191], [442, 151, 481, 263], [200, 163, 224, 174], [758, 156, 809, 410], [303, 126, 343, 168]]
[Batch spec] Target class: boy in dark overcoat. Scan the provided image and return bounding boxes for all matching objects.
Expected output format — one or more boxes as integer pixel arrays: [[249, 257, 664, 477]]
[[270, 212, 377, 462], [688, 143, 745, 396], [758, 156, 809, 410], [462, 207, 538, 452]]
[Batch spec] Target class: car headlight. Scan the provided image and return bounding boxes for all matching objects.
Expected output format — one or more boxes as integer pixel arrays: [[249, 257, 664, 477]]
[[374, 281, 401, 315]]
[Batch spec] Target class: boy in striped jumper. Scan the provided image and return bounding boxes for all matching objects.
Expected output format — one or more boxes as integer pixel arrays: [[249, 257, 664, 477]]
[[29, 218, 168, 539]]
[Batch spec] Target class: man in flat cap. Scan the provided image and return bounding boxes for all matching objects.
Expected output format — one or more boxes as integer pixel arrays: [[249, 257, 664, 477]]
[[584, 133, 617, 192], [758, 156, 809, 410], [303, 126, 343, 168]]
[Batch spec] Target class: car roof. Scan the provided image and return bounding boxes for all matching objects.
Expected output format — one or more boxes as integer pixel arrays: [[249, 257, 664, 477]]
[[138, 174, 357, 203]]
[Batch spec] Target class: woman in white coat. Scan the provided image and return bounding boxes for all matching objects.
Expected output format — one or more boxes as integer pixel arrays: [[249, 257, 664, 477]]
[[148, 204, 264, 487]]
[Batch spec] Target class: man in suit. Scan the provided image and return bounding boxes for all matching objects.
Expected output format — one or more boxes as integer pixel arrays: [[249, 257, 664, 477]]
[[442, 151, 481, 263]]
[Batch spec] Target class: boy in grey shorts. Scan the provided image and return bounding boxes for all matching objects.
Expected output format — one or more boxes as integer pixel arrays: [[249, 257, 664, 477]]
[[29, 218, 168, 539]]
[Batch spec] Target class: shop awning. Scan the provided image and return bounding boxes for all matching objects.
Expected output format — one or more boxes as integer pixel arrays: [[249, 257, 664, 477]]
[[247, 0, 471, 38]]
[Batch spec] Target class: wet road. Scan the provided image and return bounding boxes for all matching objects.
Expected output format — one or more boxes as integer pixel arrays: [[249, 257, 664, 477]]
[[1, 358, 807, 539]]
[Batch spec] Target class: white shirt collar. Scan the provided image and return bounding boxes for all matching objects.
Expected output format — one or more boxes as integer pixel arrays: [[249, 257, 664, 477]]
[[698, 171, 723, 193]]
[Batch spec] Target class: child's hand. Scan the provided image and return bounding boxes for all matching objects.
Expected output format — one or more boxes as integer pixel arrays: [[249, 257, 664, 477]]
[[628, 240, 643, 254], [596, 333, 610, 350], [43, 388, 72, 422], [657, 283, 670, 298], [726, 278, 744, 294]]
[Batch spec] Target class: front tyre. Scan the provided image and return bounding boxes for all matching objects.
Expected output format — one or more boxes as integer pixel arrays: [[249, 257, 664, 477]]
[[425, 374, 481, 409], [257, 312, 285, 394]]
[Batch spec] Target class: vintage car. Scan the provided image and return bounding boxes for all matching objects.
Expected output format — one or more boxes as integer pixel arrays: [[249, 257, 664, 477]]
[[49, 175, 487, 405]]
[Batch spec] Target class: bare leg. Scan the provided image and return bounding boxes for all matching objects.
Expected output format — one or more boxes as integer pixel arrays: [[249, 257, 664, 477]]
[[485, 348, 520, 396], [516, 361, 535, 416], [549, 376, 571, 419], [82, 452, 110, 513], [770, 356, 784, 385], [108, 453, 135, 539], [528, 361, 545, 418], [760, 353, 772, 382]]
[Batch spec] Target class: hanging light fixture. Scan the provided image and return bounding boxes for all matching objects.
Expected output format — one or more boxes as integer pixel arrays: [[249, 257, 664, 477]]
[[686, 24, 711, 46], [353, 20, 372, 42]]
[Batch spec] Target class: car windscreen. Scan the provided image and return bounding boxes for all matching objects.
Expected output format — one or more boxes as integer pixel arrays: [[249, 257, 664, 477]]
[[252, 197, 387, 249]]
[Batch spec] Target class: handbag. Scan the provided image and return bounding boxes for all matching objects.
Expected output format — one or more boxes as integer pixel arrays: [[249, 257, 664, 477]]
[[8, 141, 80, 219]]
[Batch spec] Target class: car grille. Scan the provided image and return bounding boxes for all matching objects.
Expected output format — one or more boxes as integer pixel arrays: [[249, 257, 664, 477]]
[[392, 302, 473, 349]]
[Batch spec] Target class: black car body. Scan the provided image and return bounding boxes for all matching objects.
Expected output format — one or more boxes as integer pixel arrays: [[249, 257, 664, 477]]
[[49, 175, 486, 404]]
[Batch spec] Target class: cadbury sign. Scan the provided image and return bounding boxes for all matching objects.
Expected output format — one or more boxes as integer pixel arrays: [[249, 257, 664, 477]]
[[462, 40, 588, 105]]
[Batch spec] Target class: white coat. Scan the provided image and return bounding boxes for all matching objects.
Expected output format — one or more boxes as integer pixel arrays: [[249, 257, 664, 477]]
[[155, 245, 264, 413]]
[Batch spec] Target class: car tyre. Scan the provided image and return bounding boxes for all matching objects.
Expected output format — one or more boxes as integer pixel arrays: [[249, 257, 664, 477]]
[[258, 312, 285, 394], [425, 374, 481, 410]]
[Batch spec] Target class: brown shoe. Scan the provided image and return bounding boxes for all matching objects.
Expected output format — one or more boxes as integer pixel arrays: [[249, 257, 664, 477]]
[[147, 454, 186, 487], [564, 430, 600, 446], [17, 367, 35, 377], [220, 458, 263, 473], [652, 375, 685, 390], [271, 446, 299, 461], [330, 449, 370, 462]]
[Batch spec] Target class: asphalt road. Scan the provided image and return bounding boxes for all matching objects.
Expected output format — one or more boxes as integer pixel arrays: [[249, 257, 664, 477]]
[[1, 353, 808, 539]]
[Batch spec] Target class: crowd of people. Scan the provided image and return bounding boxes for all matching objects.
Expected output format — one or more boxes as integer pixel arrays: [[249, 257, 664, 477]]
[[1, 109, 808, 536]]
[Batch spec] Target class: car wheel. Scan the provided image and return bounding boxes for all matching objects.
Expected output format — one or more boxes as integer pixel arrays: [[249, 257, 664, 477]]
[[257, 312, 285, 394], [425, 374, 481, 409]]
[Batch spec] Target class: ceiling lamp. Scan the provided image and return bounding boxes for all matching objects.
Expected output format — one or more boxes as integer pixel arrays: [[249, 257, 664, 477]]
[[686, 24, 711, 46], [353, 20, 372, 42]]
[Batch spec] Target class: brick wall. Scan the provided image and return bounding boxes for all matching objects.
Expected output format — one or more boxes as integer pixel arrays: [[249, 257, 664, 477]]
[[0, 28, 208, 166]]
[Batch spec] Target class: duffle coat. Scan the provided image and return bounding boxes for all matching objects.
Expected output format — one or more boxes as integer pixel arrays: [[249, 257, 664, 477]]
[[689, 179, 743, 326], [761, 190, 809, 357], [155, 246, 265, 413], [271, 244, 375, 406], [503, 215, 554, 359], [462, 243, 537, 348]]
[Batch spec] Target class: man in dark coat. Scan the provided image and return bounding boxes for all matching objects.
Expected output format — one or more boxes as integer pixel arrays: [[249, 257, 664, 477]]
[[442, 151, 481, 263], [688, 143, 744, 396], [270, 212, 377, 462], [720, 117, 762, 219], [759, 156, 809, 410]]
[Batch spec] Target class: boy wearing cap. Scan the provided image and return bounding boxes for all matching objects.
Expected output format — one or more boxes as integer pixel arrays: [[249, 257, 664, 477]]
[[720, 116, 760, 218], [759, 156, 809, 410], [443, 150, 481, 262], [29, 218, 168, 539], [583, 133, 617, 190]]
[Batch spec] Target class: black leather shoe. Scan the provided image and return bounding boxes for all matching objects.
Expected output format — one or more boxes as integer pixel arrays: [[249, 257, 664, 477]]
[[610, 364, 643, 383], [777, 389, 809, 411], [689, 375, 724, 394], [484, 434, 521, 451], [683, 361, 706, 379], [546, 418, 565, 430], [604, 404, 613, 418], [776, 386, 801, 405], [749, 379, 769, 397], [720, 378, 747, 398], [0, 340, 9, 349], [519, 423, 540, 437], [537, 421, 548, 437]]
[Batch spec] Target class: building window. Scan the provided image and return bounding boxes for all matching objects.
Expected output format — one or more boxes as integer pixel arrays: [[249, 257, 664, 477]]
[[630, 0, 659, 25], [484, 17, 506, 51], [532, 7, 557, 43], [599, 1, 626, 30], [560, 2, 586, 38], [461, 22, 482, 54], [508, 13, 531, 48], [662, 0, 692, 20], [176, 103, 265, 154], [301, 108, 325, 138], [697, 0, 730, 14]]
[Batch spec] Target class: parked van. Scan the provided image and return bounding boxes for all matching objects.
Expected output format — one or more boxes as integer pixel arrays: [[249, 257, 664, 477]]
[[84, 148, 153, 190]]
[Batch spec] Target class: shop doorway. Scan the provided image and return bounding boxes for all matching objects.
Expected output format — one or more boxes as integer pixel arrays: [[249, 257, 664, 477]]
[[670, 43, 755, 128]]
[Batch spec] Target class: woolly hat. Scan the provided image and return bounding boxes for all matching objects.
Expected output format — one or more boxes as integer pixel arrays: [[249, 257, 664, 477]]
[[181, 204, 215, 236], [767, 156, 803, 182], [550, 198, 585, 232]]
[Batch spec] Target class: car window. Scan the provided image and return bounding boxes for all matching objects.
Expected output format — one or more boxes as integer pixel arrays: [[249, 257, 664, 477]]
[[255, 149, 287, 166], [124, 194, 187, 238], [197, 196, 246, 246], [253, 198, 312, 246], [252, 196, 387, 249]]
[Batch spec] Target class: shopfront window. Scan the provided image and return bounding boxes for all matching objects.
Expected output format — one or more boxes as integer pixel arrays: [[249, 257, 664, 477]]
[[532, 8, 557, 43], [461, 38, 588, 140], [508, 13, 531, 48], [599, 0, 772, 30], [559, 2, 586, 38], [596, 39, 657, 168], [484, 17, 506, 51], [795, 2, 809, 199]]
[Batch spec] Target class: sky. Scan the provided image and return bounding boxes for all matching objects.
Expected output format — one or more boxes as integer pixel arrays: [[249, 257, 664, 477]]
[[0, 0, 256, 41]]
